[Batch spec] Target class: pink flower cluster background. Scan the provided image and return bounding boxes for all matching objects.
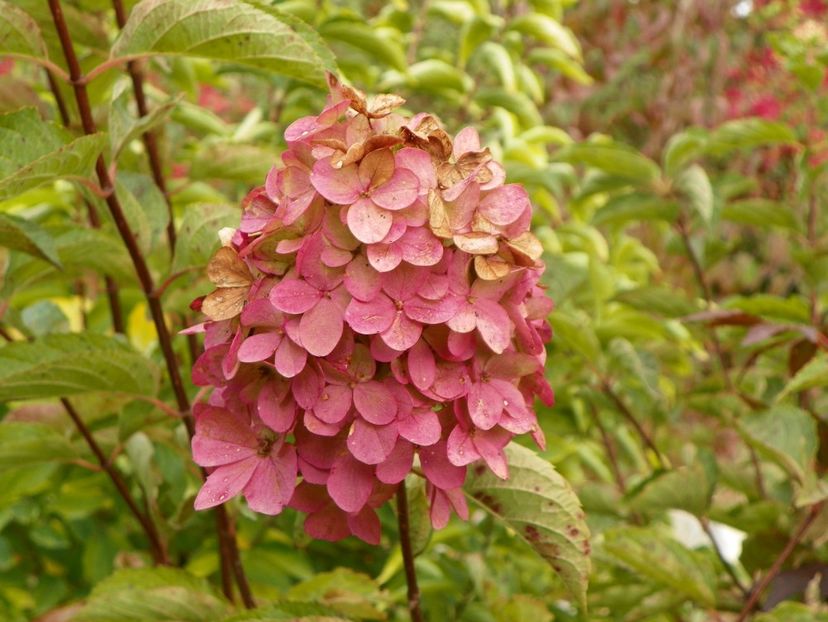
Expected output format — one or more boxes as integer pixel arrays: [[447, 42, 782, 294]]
[[187, 76, 554, 543]]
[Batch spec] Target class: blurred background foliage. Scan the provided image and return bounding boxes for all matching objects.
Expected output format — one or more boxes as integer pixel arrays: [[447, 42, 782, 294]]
[[0, 0, 827, 620]]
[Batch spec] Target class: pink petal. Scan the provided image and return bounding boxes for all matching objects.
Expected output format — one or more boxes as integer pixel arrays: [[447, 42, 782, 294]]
[[310, 158, 362, 204], [191, 437, 257, 467], [314, 384, 352, 424], [304, 410, 344, 436], [243, 448, 297, 514], [429, 486, 468, 529], [475, 298, 512, 354], [367, 242, 403, 272], [371, 335, 404, 362], [299, 297, 344, 357], [273, 336, 307, 378], [194, 456, 257, 510], [237, 332, 281, 363], [344, 294, 396, 335], [371, 168, 420, 210], [398, 227, 444, 267], [490, 379, 533, 434], [432, 363, 470, 400], [382, 263, 428, 301], [353, 381, 397, 425], [347, 506, 381, 545], [453, 126, 481, 157], [345, 254, 382, 301], [467, 381, 503, 430], [347, 419, 398, 465], [395, 147, 436, 191], [419, 272, 450, 301], [269, 279, 321, 314], [408, 340, 436, 392], [240, 298, 283, 328], [478, 184, 530, 226], [446, 425, 480, 466], [284, 115, 316, 142], [193, 405, 257, 455], [291, 365, 322, 410], [404, 294, 461, 325], [473, 428, 512, 479], [347, 197, 393, 244], [397, 407, 441, 447], [381, 311, 423, 351], [419, 441, 466, 490], [447, 330, 476, 360], [321, 245, 352, 268], [305, 504, 351, 541], [376, 440, 414, 484], [257, 382, 296, 433], [328, 452, 374, 512]]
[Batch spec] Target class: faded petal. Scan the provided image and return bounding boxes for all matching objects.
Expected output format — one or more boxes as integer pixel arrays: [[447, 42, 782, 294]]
[[310, 158, 362, 204], [371, 168, 420, 210], [398, 227, 444, 267], [478, 184, 530, 226], [347, 197, 393, 244], [366, 242, 403, 272]]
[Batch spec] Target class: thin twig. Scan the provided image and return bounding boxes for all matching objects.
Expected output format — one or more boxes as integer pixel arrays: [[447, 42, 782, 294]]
[[111, 0, 176, 252], [735, 503, 823, 621], [48, 0, 252, 604], [699, 516, 749, 597], [588, 401, 627, 493], [45, 69, 70, 127], [61, 398, 169, 564], [599, 377, 667, 468], [396, 484, 424, 622]]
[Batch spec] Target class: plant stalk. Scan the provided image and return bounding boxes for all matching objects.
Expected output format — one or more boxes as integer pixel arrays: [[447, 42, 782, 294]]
[[396, 484, 424, 622], [61, 398, 169, 564], [47, 0, 253, 605]]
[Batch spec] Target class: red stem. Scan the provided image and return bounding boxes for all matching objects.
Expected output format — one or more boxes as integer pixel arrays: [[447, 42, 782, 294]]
[[47, 0, 253, 606], [62, 398, 169, 564]]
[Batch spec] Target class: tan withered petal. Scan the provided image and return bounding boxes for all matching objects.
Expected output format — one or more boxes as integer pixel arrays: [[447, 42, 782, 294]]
[[427, 129, 453, 160], [506, 232, 543, 263], [365, 93, 406, 118], [359, 148, 395, 189], [437, 161, 463, 189], [314, 138, 349, 152], [201, 287, 248, 321], [413, 115, 442, 135], [453, 232, 499, 255], [207, 247, 253, 288], [474, 255, 512, 280], [428, 190, 452, 238], [336, 135, 403, 168], [471, 212, 500, 235]]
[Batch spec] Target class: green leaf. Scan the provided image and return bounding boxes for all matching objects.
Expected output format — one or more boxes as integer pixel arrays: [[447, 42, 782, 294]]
[[0, 0, 48, 59], [109, 77, 182, 160], [613, 286, 698, 318], [675, 164, 714, 224], [508, 13, 581, 60], [0, 334, 159, 401], [474, 88, 542, 128], [464, 444, 591, 610], [115, 172, 170, 255], [776, 354, 828, 403], [549, 309, 601, 363], [479, 42, 517, 92], [0, 108, 106, 200], [755, 602, 828, 622], [172, 203, 238, 272], [405, 476, 432, 556], [603, 527, 716, 607], [662, 129, 707, 176], [286, 568, 385, 620], [0, 422, 78, 468], [221, 603, 352, 621], [0, 214, 62, 267], [74, 567, 231, 622], [592, 193, 679, 227], [459, 16, 496, 68], [528, 47, 592, 84], [407, 59, 468, 93], [722, 198, 801, 231], [707, 118, 798, 156], [739, 405, 817, 482], [556, 143, 661, 184], [628, 464, 715, 516], [111, 0, 337, 87], [319, 19, 406, 72], [190, 143, 274, 185]]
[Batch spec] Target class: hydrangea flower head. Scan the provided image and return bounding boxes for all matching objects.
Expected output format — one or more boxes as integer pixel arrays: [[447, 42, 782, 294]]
[[188, 74, 554, 543]]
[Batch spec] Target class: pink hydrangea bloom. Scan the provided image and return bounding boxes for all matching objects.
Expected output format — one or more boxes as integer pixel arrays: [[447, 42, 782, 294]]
[[189, 74, 554, 543]]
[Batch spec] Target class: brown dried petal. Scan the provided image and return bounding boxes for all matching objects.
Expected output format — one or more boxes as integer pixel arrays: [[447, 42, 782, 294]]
[[366, 93, 406, 118], [207, 247, 253, 288], [202, 286, 248, 321], [453, 232, 499, 255], [474, 255, 511, 280], [428, 189, 452, 238], [506, 232, 543, 263], [359, 148, 395, 189]]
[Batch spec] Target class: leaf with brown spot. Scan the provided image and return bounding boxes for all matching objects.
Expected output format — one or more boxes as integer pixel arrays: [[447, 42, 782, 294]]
[[464, 444, 591, 611]]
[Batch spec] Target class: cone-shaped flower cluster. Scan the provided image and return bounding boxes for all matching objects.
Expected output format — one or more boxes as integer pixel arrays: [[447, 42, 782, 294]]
[[187, 75, 554, 543]]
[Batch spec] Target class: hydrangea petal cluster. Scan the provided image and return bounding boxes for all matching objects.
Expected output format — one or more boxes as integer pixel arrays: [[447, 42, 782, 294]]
[[188, 74, 554, 543]]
